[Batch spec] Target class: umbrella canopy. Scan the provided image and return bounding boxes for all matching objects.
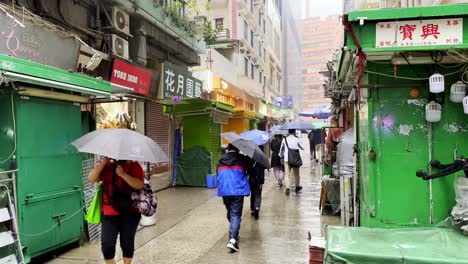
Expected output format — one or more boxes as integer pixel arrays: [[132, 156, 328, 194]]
[[240, 129, 272, 146], [221, 132, 270, 169], [72, 128, 169, 163], [269, 125, 282, 132], [280, 121, 315, 130], [299, 105, 332, 119]]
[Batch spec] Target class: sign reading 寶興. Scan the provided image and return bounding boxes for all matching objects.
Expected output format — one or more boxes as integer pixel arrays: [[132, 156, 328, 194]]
[[375, 18, 463, 48], [160, 62, 203, 100]]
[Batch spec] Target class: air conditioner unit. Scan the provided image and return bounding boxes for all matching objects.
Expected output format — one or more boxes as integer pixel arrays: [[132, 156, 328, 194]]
[[111, 34, 129, 59], [112, 7, 130, 35]]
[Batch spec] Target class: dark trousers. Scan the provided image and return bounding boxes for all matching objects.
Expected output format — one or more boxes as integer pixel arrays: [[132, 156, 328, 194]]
[[222, 196, 244, 240], [101, 212, 141, 260], [249, 179, 262, 211], [309, 140, 317, 160]]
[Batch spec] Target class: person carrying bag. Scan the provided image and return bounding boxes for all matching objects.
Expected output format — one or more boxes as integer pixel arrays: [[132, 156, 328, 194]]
[[280, 129, 304, 196]]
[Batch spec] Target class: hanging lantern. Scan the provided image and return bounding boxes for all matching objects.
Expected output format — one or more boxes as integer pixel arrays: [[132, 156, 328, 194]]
[[450, 81, 467, 103], [425, 101, 442, 122], [429, 73, 445, 93], [463, 96, 468, 114]]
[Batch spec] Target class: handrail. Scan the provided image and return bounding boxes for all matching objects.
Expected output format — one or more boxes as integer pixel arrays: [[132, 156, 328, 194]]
[[0, 169, 18, 174]]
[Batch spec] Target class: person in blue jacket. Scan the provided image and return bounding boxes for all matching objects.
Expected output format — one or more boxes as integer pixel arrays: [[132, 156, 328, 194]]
[[217, 144, 253, 252]]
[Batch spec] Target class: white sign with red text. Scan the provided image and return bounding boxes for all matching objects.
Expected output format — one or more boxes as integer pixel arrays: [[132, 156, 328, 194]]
[[375, 18, 463, 48]]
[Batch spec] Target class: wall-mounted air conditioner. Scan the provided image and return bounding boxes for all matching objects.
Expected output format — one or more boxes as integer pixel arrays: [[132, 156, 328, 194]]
[[111, 34, 129, 59], [112, 7, 130, 35]]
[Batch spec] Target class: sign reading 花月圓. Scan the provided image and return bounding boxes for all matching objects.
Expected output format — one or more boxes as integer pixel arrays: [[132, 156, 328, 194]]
[[376, 18, 463, 48], [160, 62, 203, 100]]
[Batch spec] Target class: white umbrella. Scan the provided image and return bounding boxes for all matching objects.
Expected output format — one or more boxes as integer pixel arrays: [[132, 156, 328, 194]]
[[72, 128, 168, 163]]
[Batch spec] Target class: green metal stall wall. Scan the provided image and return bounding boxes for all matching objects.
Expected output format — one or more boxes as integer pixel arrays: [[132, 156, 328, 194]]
[[0, 94, 84, 259], [182, 114, 222, 174], [358, 63, 468, 228]]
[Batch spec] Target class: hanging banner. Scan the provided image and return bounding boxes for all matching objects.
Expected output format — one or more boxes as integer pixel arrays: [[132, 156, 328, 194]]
[[160, 62, 203, 99], [375, 18, 463, 48], [111, 59, 153, 96]]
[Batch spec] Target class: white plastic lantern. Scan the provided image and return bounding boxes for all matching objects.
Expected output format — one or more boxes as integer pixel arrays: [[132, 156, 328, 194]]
[[425, 101, 442, 122], [463, 96, 468, 114], [450, 81, 467, 103], [429, 73, 445, 93]]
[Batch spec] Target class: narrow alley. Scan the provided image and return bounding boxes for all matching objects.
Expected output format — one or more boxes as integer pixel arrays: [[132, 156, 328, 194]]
[[47, 144, 338, 264]]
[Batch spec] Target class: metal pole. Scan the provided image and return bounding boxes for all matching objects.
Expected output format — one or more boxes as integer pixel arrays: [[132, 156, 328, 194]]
[[428, 122, 434, 224]]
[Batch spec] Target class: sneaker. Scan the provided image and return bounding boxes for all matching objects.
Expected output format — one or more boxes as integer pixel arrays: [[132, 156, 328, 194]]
[[253, 209, 259, 220], [227, 238, 239, 252], [285, 188, 290, 196], [295, 186, 303, 192]]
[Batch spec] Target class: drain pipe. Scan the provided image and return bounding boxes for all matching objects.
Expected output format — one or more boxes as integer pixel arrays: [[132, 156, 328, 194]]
[[428, 122, 434, 224]]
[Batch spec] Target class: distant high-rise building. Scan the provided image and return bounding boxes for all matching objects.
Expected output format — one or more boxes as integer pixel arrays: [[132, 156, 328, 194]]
[[300, 15, 342, 115], [282, 0, 303, 114]]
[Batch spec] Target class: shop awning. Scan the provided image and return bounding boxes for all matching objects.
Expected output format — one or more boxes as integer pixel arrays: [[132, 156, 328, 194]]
[[0, 55, 111, 97]]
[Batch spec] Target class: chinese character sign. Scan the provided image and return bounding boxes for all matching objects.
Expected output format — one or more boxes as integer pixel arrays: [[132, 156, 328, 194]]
[[376, 18, 463, 48], [160, 62, 203, 99]]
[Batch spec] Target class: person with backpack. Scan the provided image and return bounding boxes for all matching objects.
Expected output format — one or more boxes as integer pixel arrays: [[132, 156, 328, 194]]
[[217, 144, 253, 252], [270, 134, 285, 187], [279, 129, 304, 196], [249, 145, 266, 220], [88, 157, 144, 264]]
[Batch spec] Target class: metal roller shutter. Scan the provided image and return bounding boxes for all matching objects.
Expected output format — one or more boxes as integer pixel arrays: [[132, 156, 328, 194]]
[[146, 102, 170, 158], [210, 121, 221, 173]]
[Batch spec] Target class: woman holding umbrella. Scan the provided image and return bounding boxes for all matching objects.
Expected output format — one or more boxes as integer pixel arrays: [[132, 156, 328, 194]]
[[88, 158, 144, 264], [72, 128, 168, 264]]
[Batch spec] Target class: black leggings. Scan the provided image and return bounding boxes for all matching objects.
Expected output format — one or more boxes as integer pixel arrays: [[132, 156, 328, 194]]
[[101, 213, 141, 259]]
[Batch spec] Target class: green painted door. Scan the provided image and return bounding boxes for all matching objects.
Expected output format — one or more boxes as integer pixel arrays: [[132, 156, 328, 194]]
[[372, 88, 430, 226], [15, 97, 83, 258]]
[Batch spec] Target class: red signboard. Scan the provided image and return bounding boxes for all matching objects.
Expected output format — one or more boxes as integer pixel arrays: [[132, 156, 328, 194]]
[[111, 59, 152, 96]]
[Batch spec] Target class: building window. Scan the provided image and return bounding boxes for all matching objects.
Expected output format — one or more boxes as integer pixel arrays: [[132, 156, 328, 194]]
[[244, 20, 249, 41], [215, 18, 224, 30], [244, 57, 249, 76], [259, 71, 263, 84], [251, 30, 255, 48], [251, 63, 255, 79]]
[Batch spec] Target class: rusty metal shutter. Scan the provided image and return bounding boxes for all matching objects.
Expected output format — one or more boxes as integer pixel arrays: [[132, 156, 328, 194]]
[[146, 102, 170, 158]]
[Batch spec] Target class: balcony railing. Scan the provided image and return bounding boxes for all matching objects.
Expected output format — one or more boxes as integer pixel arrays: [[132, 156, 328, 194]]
[[216, 29, 231, 41]]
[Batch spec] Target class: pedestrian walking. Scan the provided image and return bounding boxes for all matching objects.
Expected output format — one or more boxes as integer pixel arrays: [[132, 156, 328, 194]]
[[249, 145, 266, 220], [280, 129, 304, 196], [88, 157, 144, 264], [217, 144, 252, 252], [308, 129, 326, 162], [270, 135, 284, 187]]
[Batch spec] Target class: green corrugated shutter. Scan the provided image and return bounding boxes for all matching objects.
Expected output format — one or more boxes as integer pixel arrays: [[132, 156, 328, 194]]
[[210, 121, 221, 174]]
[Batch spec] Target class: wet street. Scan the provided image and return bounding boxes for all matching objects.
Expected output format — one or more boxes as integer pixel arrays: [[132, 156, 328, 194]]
[[48, 145, 339, 264]]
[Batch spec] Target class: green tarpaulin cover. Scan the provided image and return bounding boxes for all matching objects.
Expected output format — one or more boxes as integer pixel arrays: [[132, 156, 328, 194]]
[[176, 147, 211, 187], [325, 225, 468, 264]]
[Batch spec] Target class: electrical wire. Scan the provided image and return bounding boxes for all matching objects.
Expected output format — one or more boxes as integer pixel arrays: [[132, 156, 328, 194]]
[[19, 206, 86, 237], [365, 65, 468, 81], [0, 92, 16, 164]]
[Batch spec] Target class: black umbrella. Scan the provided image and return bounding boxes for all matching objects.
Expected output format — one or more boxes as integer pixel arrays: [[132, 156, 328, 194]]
[[221, 132, 271, 169]]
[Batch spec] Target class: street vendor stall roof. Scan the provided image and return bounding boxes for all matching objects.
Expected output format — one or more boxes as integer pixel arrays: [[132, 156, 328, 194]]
[[0, 54, 111, 97], [348, 4, 468, 22]]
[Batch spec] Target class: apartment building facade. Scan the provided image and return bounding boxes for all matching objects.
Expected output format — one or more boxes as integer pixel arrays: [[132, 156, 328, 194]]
[[300, 15, 342, 114], [194, 0, 283, 105]]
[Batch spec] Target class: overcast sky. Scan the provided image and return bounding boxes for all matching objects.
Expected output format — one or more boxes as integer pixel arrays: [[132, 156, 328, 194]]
[[302, 0, 343, 18]]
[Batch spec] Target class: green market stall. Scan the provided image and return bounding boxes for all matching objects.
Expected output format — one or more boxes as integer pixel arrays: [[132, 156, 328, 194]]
[[323, 4, 468, 263], [0, 55, 110, 261], [164, 99, 233, 186]]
